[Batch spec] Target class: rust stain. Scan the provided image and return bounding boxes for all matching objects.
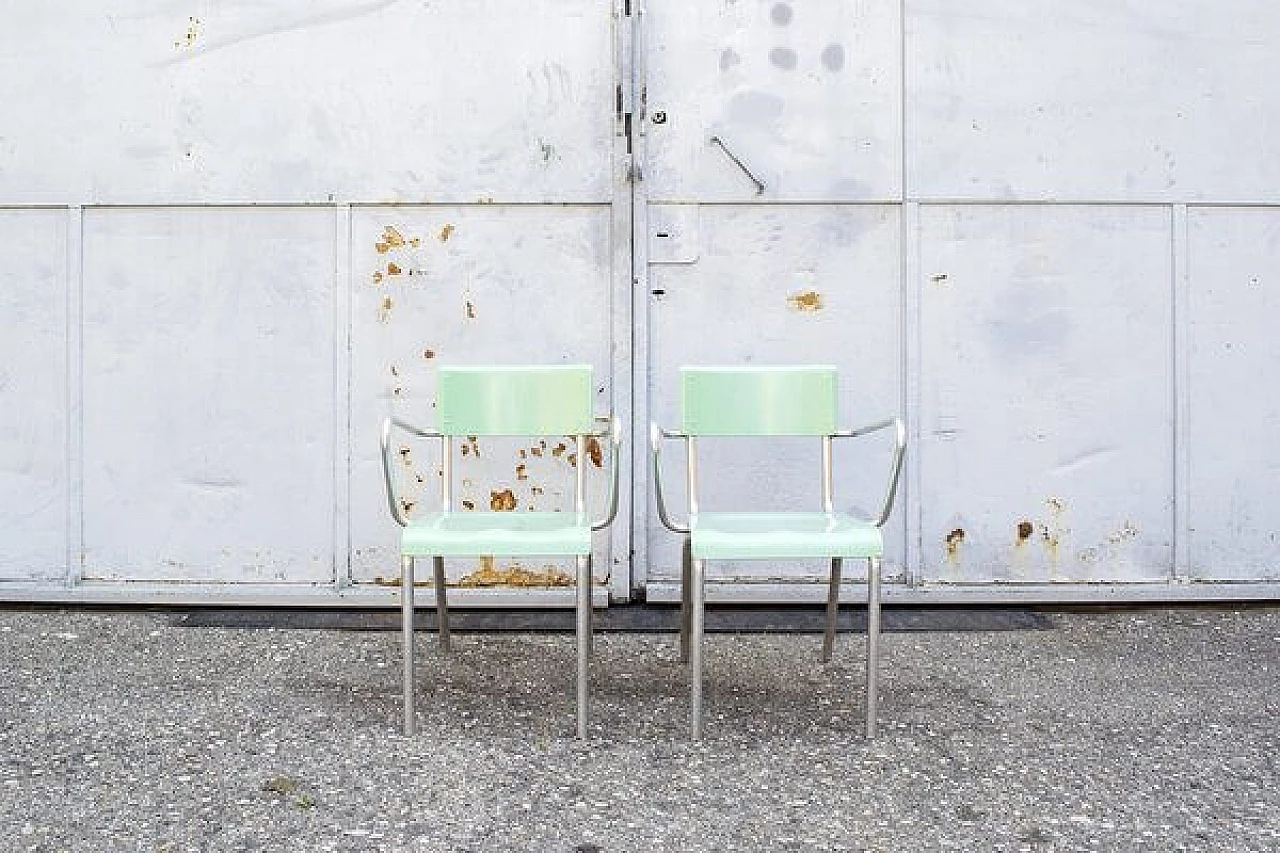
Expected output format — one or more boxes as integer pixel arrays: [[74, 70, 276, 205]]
[[585, 437, 603, 468], [931, 273, 949, 283], [398, 446, 412, 465], [567, 453, 578, 468], [377, 296, 394, 323], [387, 262, 402, 277], [515, 464, 528, 481], [477, 197, 495, 205], [399, 498, 416, 516], [382, 226, 407, 249], [552, 442, 567, 458], [461, 500, 476, 511], [945, 528, 965, 561], [518, 448, 528, 459], [1016, 521, 1034, 543], [531, 486, 545, 496], [530, 445, 544, 458], [375, 242, 390, 254], [465, 436, 481, 458], [787, 291, 824, 312], [465, 300, 477, 320], [174, 16, 200, 49], [372, 271, 384, 284], [458, 558, 572, 588], [490, 488, 517, 511], [409, 237, 422, 248], [439, 224, 455, 242], [423, 348, 436, 359]]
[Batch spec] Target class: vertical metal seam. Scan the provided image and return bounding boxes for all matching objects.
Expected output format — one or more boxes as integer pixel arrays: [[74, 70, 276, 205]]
[[65, 205, 84, 588], [334, 204, 353, 589], [628, 0, 650, 596], [1172, 203, 1190, 581], [902, 202, 922, 585]]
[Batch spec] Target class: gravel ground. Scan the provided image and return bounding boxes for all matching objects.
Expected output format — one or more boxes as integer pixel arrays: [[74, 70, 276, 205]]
[[0, 606, 1277, 852]]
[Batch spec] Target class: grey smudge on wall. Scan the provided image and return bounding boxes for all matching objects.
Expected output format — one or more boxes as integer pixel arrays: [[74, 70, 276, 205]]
[[728, 92, 784, 124], [720, 48, 741, 72], [769, 47, 798, 70], [821, 43, 845, 72], [770, 3, 793, 26]]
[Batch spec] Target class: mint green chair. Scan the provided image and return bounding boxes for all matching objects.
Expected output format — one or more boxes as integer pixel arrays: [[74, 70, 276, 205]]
[[650, 366, 905, 739], [380, 365, 621, 738]]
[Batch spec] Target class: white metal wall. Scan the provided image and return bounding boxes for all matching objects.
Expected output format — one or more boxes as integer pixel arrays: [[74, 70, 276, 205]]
[[2, 1, 1278, 604]]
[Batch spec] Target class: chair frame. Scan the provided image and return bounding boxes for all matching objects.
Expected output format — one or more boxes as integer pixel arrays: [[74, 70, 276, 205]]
[[381, 411, 621, 739], [651, 414, 906, 740]]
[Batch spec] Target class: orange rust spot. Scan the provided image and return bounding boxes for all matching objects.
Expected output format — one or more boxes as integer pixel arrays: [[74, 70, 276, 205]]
[[462, 499, 476, 511], [439, 224, 455, 242], [518, 448, 527, 459], [458, 558, 572, 588], [423, 348, 436, 359], [515, 464, 528, 481], [409, 237, 422, 248], [567, 453, 578, 468], [552, 443, 567, 458], [490, 488, 517, 511], [945, 528, 965, 561], [1017, 521, 1034, 543], [398, 446, 412, 463], [460, 444, 470, 457], [387, 262, 402, 276], [377, 296, 394, 323], [372, 271, 384, 284], [788, 290, 824, 312], [399, 498, 416, 516], [465, 300, 477, 319], [530, 445, 544, 458], [585, 437, 603, 468], [465, 436, 481, 458], [375, 242, 390, 254], [382, 226, 407, 249]]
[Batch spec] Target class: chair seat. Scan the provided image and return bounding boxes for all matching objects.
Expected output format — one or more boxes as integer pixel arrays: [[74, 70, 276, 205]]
[[401, 512, 591, 557], [691, 512, 883, 560]]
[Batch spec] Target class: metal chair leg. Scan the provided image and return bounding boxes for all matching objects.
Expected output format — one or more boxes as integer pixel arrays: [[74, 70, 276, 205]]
[[401, 555, 416, 736], [866, 555, 882, 739], [433, 556, 450, 651], [576, 554, 591, 739], [822, 557, 842, 663], [680, 537, 692, 663], [690, 557, 705, 740]]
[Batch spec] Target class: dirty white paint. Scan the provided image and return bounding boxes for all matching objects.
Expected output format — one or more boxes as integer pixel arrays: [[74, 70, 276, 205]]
[[916, 205, 1173, 583], [2, 0, 1279, 602], [347, 205, 617, 588], [1186, 208, 1280, 581], [645, 0, 902, 201], [0, 210, 67, 581], [907, 0, 1280, 201]]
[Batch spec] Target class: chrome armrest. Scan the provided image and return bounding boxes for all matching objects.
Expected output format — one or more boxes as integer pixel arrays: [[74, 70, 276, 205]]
[[832, 417, 907, 528], [649, 423, 691, 534], [380, 417, 443, 528], [590, 415, 624, 531]]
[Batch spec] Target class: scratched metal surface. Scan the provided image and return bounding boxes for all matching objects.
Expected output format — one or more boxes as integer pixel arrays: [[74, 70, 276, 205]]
[[0, 0, 613, 204]]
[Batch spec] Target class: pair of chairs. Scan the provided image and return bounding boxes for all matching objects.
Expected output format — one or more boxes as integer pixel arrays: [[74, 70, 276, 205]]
[[380, 365, 905, 740]]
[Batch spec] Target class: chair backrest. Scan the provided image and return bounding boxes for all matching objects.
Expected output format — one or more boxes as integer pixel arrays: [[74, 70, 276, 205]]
[[437, 365, 594, 436], [680, 366, 838, 436]]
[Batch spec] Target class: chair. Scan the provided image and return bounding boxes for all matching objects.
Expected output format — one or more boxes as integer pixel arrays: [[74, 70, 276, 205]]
[[650, 366, 905, 739], [380, 365, 621, 738]]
